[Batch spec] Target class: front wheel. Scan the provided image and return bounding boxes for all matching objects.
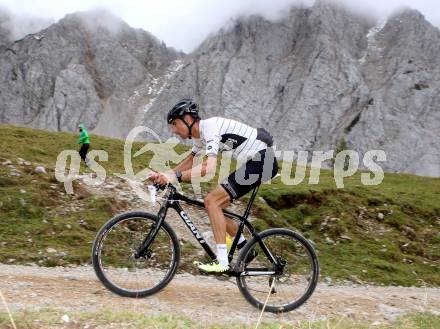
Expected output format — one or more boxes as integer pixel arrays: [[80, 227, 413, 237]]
[[236, 228, 319, 313], [92, 211, 180, 298]]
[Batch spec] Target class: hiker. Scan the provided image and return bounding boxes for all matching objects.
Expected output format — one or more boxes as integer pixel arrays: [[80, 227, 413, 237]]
[[78, 123, 90, 166]]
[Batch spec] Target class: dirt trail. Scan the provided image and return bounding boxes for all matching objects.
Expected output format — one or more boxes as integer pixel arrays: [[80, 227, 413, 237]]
[[1, 264, 439, 327]]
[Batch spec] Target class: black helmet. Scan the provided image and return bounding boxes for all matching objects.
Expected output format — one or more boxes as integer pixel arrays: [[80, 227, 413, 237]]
[[167, 99, 200, 139], [167, 99, 199, 124]]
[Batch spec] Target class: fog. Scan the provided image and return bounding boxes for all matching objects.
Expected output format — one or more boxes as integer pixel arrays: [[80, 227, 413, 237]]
[[1, 0, 439, 52]]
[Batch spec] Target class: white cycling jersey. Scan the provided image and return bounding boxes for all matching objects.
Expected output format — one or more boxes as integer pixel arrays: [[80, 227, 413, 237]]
[[191, 117, 267, 159]]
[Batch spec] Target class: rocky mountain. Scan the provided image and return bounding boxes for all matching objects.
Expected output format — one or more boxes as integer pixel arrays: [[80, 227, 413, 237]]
[[348, 9, 440, 176], [0, 1, 439, 176], [0, 9, 180, 137], [142, 1, 440, 177]]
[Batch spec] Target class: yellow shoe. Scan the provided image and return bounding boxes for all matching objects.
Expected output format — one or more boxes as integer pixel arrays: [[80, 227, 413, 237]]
[[197, 260, 229, 273]]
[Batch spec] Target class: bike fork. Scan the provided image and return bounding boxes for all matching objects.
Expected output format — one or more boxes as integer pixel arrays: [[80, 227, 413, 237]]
[[134, 206, 168, 259]]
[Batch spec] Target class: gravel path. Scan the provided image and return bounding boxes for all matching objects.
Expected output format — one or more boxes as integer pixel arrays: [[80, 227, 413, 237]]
[[1, 264, 439, 328]]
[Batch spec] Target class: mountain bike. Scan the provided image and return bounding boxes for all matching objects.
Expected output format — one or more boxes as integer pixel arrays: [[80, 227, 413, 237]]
[[92, 183, 319, 313]]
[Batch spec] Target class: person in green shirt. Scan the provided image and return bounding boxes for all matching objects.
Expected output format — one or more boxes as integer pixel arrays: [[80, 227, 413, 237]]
[[78, 123, 90, 165]]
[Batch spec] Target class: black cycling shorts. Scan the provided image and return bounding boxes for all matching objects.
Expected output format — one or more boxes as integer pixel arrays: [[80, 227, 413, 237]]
[[220, 148, 278, 201]]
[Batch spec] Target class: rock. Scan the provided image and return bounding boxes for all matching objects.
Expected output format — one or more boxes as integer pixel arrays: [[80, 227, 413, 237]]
[[402, 226, 416, 238], [340, 235, 352, 241], [1, 160, 12, 166], [377, 212, 384, 220], [34, 166, 47, 174], [325, 237, 335, 244], [46, 247, 57, 253], [20, 189, 26, 194], [19, 198, 26, 206], [323, 276, 333, 285], [61, 314, 70, 323]]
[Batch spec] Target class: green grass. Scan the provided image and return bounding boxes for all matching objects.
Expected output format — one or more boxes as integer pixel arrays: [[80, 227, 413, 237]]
[[255, 170, 440, 286], [0, 124, 439, 286], [0, 124, 189, 266], [0, 309, 439, 329]]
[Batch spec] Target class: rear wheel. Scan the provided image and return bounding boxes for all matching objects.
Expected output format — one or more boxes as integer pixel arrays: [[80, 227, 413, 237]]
[[236, 228, 319, 313], [92, 211, 180, 297]]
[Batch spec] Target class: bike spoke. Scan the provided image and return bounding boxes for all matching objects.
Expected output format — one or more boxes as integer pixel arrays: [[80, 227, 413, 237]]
[[237, 229, 319, 312], [93, 215, 179, 297]]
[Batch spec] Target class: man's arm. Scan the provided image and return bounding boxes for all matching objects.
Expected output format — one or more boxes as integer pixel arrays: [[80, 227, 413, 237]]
[[180, 155, 217, 181], [172, 152, 196, 173], [150, 154, 216, 185], [148, 155, 217, 185]]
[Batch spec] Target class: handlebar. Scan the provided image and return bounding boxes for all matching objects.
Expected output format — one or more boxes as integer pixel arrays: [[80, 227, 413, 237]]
[[153, 182, 168, 191]]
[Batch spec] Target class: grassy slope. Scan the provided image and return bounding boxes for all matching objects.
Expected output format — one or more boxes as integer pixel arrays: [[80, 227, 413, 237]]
[[0, 124, 439, 286]]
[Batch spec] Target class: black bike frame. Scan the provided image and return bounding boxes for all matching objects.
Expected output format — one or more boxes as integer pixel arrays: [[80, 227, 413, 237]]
[[168, 186, 261, 262], [136, 184, 280, 276]]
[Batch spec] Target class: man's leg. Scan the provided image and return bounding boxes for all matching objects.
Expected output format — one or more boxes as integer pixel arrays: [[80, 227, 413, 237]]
[[79, 144, 86, 161], [204, 185, 230, 244], [198, 185, 231, 272], [216, 198, 239, 238], [83, 144, 90, 165], [225, 218, 238, 237], [220, 198, 251, 255]]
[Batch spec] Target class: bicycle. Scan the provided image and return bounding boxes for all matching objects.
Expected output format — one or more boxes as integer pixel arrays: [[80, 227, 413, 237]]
[[92, 183, 319, 313]]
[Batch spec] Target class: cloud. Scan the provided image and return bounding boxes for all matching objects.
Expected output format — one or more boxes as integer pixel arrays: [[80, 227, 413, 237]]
[[0, 0, 439, 52], [0, 6, 54, 42]]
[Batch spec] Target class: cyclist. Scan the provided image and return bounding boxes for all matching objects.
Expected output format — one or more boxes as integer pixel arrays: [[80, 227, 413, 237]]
[[148, 99, 278, 273]]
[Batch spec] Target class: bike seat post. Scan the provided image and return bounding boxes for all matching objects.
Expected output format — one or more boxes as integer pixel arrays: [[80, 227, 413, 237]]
[[243, 186, 259, 219]]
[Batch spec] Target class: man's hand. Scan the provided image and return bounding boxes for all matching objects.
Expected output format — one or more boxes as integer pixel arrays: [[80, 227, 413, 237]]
[[147, 171, 176, 185]]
